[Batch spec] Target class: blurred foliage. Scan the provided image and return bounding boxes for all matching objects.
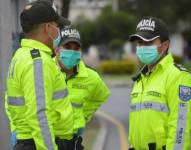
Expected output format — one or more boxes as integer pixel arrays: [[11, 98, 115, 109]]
[[75, 6, 137, 50], [118, 0, 191, 30], [108, 39, 124, 50], [99, 59, 139, 74]]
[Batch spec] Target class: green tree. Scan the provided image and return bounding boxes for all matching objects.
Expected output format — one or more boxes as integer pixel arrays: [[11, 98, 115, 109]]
[[75, 6, 137, 50], [118, 0, 191, 29]]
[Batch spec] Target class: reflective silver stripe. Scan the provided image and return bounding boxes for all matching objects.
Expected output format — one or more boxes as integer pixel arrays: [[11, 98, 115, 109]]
[[130, 101, 169, 113], [53, 89, 68, 100], [174, 103, 187, 150], [34, 59, 54, 150], [71, 102, 83, 108], [8, 96, 25, 106]]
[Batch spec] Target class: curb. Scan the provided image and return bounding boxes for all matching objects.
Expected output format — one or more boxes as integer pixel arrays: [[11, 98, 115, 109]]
[[92, 113, 108, 150], [92, 110, 129, 150]]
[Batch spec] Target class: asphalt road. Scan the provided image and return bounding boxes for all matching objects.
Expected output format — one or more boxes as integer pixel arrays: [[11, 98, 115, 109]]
[[100, 85, 132, 150]]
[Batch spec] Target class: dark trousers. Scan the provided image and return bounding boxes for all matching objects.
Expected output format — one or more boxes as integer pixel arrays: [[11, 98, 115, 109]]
[[13, 136, 84, 150], [14, 139, 36, 150]]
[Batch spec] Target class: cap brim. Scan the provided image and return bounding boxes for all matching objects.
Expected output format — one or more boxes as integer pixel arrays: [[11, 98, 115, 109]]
[[57, 17, 71, 28], [60, 38, 82, 47], [129, 32, 160, 42]]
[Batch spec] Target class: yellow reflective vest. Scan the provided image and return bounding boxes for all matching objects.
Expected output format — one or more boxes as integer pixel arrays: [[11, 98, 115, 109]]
[[5, 39, 74, 150], [65, 61, 110, 133], [129, 53, 191, 150]]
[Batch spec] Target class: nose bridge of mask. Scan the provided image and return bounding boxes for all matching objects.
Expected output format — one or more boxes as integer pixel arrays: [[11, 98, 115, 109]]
[[62, 49, 81, 56], [139, 45, 158, 49]]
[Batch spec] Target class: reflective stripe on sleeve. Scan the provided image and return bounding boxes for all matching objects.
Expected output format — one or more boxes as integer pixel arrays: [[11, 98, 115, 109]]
[[71, 102, 83, 108], [34, 59, 54, 150], [174, 103, 187, 150], [130, 101, 169, 113], [8, 96, 25, 106], [53, 89, 68, 100]]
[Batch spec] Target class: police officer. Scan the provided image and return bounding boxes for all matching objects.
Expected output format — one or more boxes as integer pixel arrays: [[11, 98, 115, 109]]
[[54, 26, 111, 150], [5, 1, 74, 150], [128, 16, 191, 150]]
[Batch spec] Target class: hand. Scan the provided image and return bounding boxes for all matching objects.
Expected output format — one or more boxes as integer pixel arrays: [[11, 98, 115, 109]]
[[11, 131, 17, 147]]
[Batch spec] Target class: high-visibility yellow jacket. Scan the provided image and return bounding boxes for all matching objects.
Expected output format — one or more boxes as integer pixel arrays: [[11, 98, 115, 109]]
[[65, 61, 110, 133], [129, 53, 191, 150], [5, 39, 74, 150]]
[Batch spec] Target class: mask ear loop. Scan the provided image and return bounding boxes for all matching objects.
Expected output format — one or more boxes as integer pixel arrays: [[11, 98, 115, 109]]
[[158, 41, 169, 57], [48, 24, 60, 40]]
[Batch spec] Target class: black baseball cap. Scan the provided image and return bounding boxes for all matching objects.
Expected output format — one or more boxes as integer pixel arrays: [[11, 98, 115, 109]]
[[20, 0, 70, 32], [129, 17, 169, 42], [59, 26, 81, 47]]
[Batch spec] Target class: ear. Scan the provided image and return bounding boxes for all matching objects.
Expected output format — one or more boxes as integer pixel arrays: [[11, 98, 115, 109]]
[[163, 40, 170, 50], [44, 23, 50, 34]]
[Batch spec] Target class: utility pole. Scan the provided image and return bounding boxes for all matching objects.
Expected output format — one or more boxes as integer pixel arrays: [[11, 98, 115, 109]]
[[0, 0, 13, 149]]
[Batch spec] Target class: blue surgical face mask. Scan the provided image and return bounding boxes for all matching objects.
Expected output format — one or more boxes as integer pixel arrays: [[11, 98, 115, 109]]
[[136, 45, 160, 65], [48, 25, 61, 48], [59, 49, 81, 69], [53, 32, 61, 49]]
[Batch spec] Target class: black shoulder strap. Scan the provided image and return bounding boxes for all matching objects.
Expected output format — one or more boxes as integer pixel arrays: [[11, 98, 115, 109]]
[[132, 65, 147, 82], [85, 65, 97, 72], [30, 49, 41, 59]]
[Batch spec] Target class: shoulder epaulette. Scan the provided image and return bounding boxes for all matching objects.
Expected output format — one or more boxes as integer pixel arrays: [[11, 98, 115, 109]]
[[174, 64, 188, 72], [30, 49, 41, 59], [86, 65, 97, 72], [132, 73, 141, 81]]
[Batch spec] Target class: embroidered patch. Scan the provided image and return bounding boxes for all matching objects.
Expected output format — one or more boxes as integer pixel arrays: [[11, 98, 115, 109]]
[[30, 49, 41, 59], [147, 91, 161, 97], [72, 84, 87, 89], [179, 85, 191, 101]]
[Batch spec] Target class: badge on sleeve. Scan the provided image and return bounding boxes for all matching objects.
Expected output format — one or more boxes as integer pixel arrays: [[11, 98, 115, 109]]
[[179, 85, 191, 101]]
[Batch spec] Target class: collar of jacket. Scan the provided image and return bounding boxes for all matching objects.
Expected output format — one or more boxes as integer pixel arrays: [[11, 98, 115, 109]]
[[21, 39, 53, 55], [75, 61, 88, 78], [132, 53, 174, 81], [157, 53, 173, 70], [148, 53, 173, 75]]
